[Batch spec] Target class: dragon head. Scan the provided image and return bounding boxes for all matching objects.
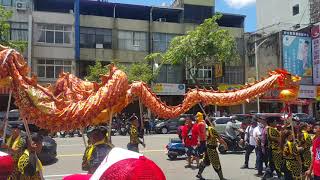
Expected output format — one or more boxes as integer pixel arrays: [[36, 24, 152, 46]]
[[0, 45, 29, 88]]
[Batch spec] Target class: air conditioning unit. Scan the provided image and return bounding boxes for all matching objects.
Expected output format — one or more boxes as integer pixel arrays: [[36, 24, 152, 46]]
[[96, 44, 103, 49], [16, 2, 27, 11]]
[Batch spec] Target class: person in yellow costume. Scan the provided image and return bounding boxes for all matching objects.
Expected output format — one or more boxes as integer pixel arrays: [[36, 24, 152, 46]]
[[17, 133, 43, 180], [282, 130, 302, 180], [298, 123, 312, 173], [196, 119, 228, 180], [81, 127, 112, 174], [1, 124, 25, 180]]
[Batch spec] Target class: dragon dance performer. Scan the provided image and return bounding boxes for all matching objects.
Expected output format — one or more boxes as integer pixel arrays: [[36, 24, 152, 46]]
[[1, 124, 25, 180], [17, 133, 43, 180], [297, 123, 312, 173], [196, 112, 207, 158], [282, 130, 302, 180], [263, 117, 283, 179], [196, 119, 228, 180], [81, 127, 112, 174], [127, 115, 145, 153]]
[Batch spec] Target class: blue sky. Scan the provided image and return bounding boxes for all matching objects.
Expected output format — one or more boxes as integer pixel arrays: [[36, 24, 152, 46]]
[[108, 0, 256, 32]]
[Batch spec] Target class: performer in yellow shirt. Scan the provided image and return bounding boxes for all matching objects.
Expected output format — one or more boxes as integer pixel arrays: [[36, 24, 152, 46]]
[[17, 133, 43, 180]]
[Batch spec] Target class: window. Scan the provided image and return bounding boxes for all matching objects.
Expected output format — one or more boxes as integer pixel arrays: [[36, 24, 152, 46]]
[[156, 64, 183, 83], [118, 31, 147, 51], [80, 27, 112, 49], [153, 33, 177, 52], [215, 118, 230, 124], [37, 59, 72, 79], [37, 24, 72, 44], [221, 66, 244, 84], [248, 55, 255, 67], [293, 4, 299, 16], [9, 22, 28, 41], [186, 66, 213, 84]]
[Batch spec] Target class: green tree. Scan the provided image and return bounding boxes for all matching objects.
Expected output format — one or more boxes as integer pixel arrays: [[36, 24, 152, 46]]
[[85, 60, 155, 84], [0, 5, 27, 52], [147, 14, 239, 85]]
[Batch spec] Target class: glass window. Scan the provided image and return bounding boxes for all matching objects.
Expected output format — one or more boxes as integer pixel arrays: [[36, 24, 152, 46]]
[[186, 65, 213, 84], [1, 0, 12, 6], [36, 24, 72, 44], [37, 59, 73, 80], [156, 65, 183, 84], [153, 33, 178, 52], [118, 30, 147, 51], [80, 27, 112, 49], [293, 4, 299, 16], [9, 22, 28, 41]]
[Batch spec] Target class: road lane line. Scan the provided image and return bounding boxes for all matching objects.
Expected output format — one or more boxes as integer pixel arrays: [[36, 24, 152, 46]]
[[57, 149, 166, 157]]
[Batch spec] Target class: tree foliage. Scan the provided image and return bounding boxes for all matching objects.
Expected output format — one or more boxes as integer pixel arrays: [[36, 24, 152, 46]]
[[85, 60, 155, 84], [147, 14, 239, 84], [0, 5, 27, 52]]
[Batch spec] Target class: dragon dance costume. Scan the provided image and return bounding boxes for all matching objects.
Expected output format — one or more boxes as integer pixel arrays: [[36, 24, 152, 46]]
[[17, 149, 43, 180], [266, 127, 283, 178], [197, 126, 225, 180], [283, 140, 302, 180], [298, 130, 312, 172], [6, 135, 25, 180]]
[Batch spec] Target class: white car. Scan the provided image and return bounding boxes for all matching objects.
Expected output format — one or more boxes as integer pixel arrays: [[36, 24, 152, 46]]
[[212, 117, 242, 134]]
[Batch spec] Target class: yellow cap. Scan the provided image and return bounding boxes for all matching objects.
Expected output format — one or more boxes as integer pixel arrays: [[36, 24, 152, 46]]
[[196, 112, 204, 122]]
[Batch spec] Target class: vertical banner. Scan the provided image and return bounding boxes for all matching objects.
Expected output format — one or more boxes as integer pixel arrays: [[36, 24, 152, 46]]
[[312, 25, 320, 84], [214, 63, 223, 78], [282, 31, 312, 84]]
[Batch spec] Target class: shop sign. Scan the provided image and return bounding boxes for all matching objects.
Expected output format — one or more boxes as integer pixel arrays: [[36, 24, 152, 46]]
[[312, 25, 320, 84], [218, 84, 242, 91], [299, 85, 316, 99], [151, 83, 185, 95]]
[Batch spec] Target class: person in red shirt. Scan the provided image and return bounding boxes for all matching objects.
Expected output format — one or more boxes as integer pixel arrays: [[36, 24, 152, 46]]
[[306, 122, 320, 180], [196, 112, 207, 157], [182, 116, 199, 168]]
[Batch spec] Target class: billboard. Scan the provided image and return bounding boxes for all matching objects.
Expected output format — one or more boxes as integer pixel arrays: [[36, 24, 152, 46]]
[[312, 25, 320, 84], [151, 83, 185, 95], [282, 31, 312, 84]]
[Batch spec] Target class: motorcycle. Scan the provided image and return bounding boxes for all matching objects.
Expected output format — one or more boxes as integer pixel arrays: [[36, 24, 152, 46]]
[[218, 133, 245, 154], [118, 122, 129, 136], [166, 138, 186, 160]]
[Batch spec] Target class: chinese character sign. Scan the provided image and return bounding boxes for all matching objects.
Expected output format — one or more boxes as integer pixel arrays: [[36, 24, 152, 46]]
[[283, 32, 312, 81], [312, 25, 320, 85]]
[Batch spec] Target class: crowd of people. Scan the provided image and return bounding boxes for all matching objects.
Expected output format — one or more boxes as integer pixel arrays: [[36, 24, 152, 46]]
[[240, 117, 320, 180]]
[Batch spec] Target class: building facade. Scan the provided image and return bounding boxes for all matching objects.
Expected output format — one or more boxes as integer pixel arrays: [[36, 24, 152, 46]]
[[256, 0, 311, 34]]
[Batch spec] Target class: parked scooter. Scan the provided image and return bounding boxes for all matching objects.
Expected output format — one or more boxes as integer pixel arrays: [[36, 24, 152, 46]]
[[166, 138, 186, 160]]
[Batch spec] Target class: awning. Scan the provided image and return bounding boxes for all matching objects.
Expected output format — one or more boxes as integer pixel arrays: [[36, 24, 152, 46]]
[[0, 87, 11, 95]]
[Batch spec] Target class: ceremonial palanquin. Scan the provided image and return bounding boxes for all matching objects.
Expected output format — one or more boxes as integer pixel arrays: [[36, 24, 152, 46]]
[[0, 45, 300, 132]]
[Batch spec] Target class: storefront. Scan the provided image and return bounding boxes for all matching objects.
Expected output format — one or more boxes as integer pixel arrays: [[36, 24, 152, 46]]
[[258, 85, 316, 115], [151, 83, 186, 106]]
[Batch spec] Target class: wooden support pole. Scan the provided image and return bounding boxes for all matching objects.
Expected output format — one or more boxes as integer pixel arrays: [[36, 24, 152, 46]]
[[108, 111, 113, 143], [22, 118, 44, 180], [81, 128, 87, 148], [139, 99, 144, 143], [2, 90, 12, 145]]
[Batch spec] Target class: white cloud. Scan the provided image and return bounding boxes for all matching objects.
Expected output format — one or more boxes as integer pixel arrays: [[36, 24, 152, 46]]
[[224, 0, 255, 8], [161, 2, 168, 6]]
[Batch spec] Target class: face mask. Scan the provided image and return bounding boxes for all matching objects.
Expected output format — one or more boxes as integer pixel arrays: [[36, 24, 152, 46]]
[[258, 122, 264, 128]]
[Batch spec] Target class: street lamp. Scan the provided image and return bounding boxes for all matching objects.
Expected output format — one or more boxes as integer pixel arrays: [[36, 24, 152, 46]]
[[255, 38, 269, 113]]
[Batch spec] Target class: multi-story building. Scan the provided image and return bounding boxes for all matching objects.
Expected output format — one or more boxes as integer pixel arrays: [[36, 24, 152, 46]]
[[257, 0, 312, 33], [0, 0, 32, 110], [0, 0, 246, 114]]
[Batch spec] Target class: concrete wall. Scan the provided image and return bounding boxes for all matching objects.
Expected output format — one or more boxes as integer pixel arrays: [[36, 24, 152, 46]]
[[80, 48, 113, 61], [33, 11, 74, 25], [80, 15, 113, 29], [115, 50, 148, 63], [152, 22, 184, 34], [256, 0, 310, 33]]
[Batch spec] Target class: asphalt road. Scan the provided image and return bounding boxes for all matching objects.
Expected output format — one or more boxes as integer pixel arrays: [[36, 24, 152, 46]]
[[43, 134, 261, 180]]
